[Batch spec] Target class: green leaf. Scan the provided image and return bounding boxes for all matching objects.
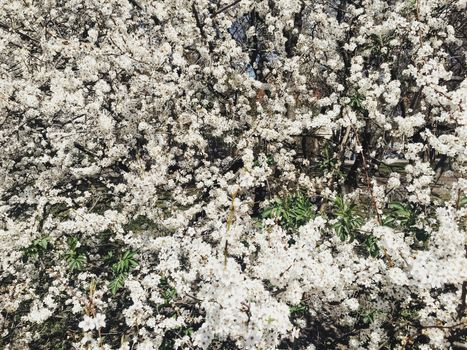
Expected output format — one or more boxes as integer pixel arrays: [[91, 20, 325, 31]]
[[66, 253, 86, 271], [159, 277, 177, 305], [290, 303, 308, 315], [364, 235, 380, 257], [382, 215, 396, 227], [261, 192, 316, 230], [332, 196, 362, 242], [36, 236, 50, 250], [388, 202, 406, 211], [112, 250, 138, 273], [67, 236, 79, 251], [109, 273, 127, 295]]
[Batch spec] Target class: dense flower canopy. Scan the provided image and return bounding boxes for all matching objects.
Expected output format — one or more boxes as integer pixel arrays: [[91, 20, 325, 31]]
[[0, 0, 466, 349]]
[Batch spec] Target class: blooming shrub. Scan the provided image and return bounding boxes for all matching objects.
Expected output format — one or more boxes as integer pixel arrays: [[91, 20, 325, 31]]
[[0, 0, 466, 349]]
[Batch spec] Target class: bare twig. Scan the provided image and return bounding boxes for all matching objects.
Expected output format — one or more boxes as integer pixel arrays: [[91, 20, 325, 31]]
[[212, 0, 243, 17], [351, 126, 381, 224]]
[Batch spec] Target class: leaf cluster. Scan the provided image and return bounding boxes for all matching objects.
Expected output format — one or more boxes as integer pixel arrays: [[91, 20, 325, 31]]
[[383, 202, 430, 242], [22, 236, 50, 262], [261, 192, 316, 230], [348, 92, 365, 110], [318, 146, 342, 176], [159, 277, 178, 306], [64, 236, 87, 271], [108, 250, 138, 294], [331, 196, 363, 241]]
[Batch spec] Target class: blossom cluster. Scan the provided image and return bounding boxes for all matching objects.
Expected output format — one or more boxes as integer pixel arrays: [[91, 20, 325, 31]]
[[0, 0, 466, 349]]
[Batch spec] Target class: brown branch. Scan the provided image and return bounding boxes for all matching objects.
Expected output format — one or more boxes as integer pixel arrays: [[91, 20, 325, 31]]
[[128, 0, 142, 10], [351, 125, 382, 224], [212, 0, 242, 17], [459, 281, 467, 319], [192, 3, 207, 40]]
